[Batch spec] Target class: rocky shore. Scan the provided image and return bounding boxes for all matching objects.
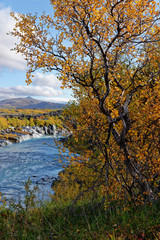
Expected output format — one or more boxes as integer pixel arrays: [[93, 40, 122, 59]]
[[0, 125, 68, 147]]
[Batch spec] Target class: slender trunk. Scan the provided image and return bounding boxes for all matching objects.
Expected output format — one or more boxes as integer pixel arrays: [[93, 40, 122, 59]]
[[123, 145, 155, 200]]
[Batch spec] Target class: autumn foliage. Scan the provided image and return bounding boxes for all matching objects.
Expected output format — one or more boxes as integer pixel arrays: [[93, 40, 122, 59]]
[[10, 0, 160, 203]]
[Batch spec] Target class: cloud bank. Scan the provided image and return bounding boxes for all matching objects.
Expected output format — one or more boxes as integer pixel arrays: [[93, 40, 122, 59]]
[[0, 73, 71, 103], [0, 7, 26, 71]]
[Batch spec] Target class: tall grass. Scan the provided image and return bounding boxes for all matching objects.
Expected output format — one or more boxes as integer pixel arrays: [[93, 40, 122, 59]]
[[0, 179, 160, 239]]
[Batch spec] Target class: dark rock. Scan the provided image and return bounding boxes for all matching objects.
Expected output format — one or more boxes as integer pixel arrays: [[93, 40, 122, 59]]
[[48, 128, 54, 135], [51, 177, 60, 187], [0, 139, 11, 147], [43, 126, 48, 135]]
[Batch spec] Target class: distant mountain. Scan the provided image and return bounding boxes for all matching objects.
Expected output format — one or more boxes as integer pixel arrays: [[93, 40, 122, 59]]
[[0, 97, 66, 109]]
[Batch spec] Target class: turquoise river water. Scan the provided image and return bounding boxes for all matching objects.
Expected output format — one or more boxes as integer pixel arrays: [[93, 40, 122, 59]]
[[0, 136, 67, 203]]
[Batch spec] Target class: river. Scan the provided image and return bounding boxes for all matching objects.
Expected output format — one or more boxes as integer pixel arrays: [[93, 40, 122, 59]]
[[0, 135, 67, 204]]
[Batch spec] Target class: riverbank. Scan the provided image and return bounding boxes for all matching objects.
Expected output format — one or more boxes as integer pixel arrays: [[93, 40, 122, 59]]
[[0, 193, 160, 239], [0, 108, 69, 147], [0, 125, 68, 147]]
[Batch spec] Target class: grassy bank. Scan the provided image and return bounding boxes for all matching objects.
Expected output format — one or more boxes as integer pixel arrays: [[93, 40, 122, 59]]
[[0, 184, 160, 240]]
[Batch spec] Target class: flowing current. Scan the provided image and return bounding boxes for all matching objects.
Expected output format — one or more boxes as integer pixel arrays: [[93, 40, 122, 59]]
[[0, 136, 67, 203]]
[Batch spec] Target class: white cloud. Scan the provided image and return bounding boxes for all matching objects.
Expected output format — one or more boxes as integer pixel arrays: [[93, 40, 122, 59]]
[[0, 72, 73, 102], [33, 73, 61, 88], [0, 7, 26, 71], [0, 84, 62, 99], [43, 97, 74, 103], [14, 85, 62, 96]]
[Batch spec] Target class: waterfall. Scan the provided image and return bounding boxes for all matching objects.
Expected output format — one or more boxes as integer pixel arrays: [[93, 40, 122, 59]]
[[0, 139, 12, 147], [0, 124, 68, 147], [52, 124, 57, 138]]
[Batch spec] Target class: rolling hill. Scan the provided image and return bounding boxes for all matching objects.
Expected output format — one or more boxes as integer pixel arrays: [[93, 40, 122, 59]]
[[0, 97, 66, 109]]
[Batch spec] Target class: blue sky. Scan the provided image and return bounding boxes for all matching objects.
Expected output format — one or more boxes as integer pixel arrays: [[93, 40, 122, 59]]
[[0, 0, 72, 102]]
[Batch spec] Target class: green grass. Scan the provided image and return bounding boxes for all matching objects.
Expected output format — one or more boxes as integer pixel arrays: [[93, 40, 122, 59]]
[[0, 189, 160, 240]]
